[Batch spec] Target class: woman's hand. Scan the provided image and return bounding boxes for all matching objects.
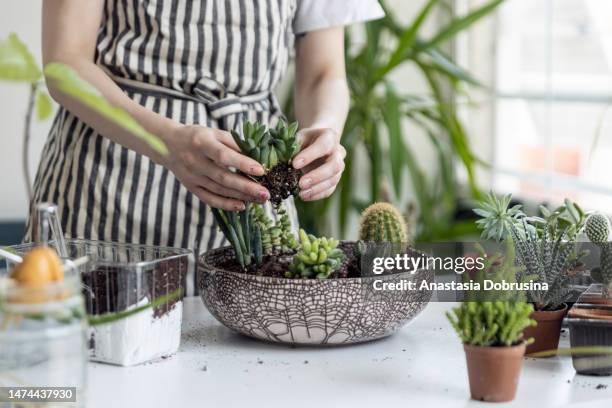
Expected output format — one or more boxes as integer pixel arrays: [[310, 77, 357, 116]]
[[164, 125, 270, 211], [293, 127, 346, 201]]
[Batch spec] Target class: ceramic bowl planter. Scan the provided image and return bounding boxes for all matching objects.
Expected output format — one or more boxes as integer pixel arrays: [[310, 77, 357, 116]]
[[199, 243, 433, 345], [464, 343, 526, 402], [523, 304, 568, 355]]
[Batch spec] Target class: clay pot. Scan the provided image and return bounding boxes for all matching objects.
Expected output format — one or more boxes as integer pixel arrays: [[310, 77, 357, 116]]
[[463, 343, 526, 402], [524, 303, 568, 355]]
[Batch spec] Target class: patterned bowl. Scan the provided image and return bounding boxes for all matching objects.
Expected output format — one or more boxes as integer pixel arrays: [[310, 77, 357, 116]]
[[198, 242, 433, 345]]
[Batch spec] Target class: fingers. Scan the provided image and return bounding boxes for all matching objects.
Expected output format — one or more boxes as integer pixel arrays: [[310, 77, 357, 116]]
[[205, 159, 270, 201], [202, 176, 258, 203], [190, 128, 265, 176], [299, 172, 342, 201], [303, 186, 336, 202], [299, 150, 345, 190], [293, 128, 339, 170], [194, 187, 246, 212]]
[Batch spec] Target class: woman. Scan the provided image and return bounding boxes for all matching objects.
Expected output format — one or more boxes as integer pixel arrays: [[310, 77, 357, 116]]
[[30, 0, 384, 294]]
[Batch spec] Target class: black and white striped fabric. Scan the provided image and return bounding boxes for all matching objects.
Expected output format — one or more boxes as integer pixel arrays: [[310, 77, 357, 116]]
[[27, 0, 299, 295]]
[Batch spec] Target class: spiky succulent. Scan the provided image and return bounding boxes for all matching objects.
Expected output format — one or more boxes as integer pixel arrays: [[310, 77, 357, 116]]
[[585, 213, 612, 294], [359, 202, 408, 243], [231, 120, 300, 170], [212, 204, 263, 269], [446, 301, 536, 347], [286, 230, 345, 279], [250, 204, 297, 255], [586, 213, 611, 244], [473, 191, 527, 242], [231, 120, 302, 205]]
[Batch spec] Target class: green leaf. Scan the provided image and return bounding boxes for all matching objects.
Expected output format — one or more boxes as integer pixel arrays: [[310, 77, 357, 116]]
[[382, 84, 405, 197], [43, 63, 168, 156], [0, 33, 42, 83], [417, 0, 503, 52], [423, 49, 482, 87], [88, 289, 182, 326], [35, 90, 53, 121], [374, 0, 439, 82]]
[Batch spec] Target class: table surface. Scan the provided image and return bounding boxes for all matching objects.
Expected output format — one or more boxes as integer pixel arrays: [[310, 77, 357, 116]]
[[87, 298, 612, 408]]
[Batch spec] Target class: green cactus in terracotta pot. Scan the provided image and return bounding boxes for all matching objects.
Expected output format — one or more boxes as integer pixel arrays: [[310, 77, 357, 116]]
[[231, 120, 301, 206], [286, 230, 345, 279], [585, 213, 612, 296]]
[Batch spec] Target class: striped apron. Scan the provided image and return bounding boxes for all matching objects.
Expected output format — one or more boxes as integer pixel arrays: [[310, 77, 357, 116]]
[[26, 0, 299, 295]]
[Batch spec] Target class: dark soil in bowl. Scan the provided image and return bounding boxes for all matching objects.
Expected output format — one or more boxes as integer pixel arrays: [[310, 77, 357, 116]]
[[81, 259, 185, 318]]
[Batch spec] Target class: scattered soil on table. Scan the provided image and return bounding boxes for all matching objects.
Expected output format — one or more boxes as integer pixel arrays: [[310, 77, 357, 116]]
[[81, 259, 185, 318], [253, 162, 301, 206]]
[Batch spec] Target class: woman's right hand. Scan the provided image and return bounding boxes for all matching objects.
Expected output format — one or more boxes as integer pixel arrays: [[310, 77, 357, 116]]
[[164, 125, 270, 211]]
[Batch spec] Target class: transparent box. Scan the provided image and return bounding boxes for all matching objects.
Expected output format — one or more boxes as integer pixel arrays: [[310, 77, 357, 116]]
[[7, 239, 191, 366]]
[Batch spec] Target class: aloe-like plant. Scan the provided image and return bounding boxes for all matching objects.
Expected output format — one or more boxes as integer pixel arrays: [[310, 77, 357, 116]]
[[287, 0, 504, 241], [0, 33, 168, 198], [231, 120, 301, 205], [474, 192, 587, 311], [211, 204, 264, 269]]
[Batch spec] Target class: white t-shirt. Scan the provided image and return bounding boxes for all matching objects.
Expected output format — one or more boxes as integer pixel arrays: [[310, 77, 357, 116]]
[[294, 0, 385, 34]]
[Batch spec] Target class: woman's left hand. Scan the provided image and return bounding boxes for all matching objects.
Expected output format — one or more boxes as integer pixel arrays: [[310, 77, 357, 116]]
[[293, 127, 346, 201]]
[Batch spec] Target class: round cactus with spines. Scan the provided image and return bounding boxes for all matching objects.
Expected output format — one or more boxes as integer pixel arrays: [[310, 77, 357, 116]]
[[359, 203, 408, 243], [286, 229, 345, 279], [585, 213, 612, 296], [585, 213, 611, 244]]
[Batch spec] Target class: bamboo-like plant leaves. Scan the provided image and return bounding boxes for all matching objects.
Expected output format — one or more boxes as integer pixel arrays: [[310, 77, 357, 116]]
[[417, 0, 504, 53], [0, 33, 41, 83], [43, 63, 168, 156], [382, 85, 406, 197]]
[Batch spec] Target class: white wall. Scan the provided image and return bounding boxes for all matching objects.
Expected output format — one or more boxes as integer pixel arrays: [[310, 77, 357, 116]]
[[0, 2, 48, 221]]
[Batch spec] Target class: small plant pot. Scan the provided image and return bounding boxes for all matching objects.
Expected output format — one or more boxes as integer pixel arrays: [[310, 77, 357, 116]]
[[463, 343, 526, 402], [523, 303, 568, 355], [567, 304, 612, 376], [577, 284, 612, 306]]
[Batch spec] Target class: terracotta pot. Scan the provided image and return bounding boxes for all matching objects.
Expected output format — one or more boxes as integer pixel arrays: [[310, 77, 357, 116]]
[[523, 303, 568, 355], [464, 343, 526, 402], [578, 284, 612, 306]]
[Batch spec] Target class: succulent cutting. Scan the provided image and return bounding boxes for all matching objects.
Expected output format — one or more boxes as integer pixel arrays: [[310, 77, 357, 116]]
[[231, 120, 302, 206], [286, 229, 345, 279]]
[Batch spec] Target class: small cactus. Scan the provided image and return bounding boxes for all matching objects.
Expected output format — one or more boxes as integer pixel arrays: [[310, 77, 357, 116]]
[[585, 213, 611, 244], [446, 301, 536, 347], [359, 202, 408, 243], [231, 120, 300, 170], [286, 230, 345, 279], [585, 213, 612, 295]]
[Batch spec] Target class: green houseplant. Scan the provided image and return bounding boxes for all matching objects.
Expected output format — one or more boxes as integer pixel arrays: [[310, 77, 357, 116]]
[[0, 33, 168, 199], [447, 300, 535, 402], [474, 192, 587, 354], [286, 0, 504, 241]]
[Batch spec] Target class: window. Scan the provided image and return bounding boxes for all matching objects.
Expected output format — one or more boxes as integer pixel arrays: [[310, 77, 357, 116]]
[[459, 0, 612, 210]]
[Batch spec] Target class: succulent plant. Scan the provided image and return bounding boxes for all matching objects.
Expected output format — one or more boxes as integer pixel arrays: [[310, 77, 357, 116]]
[[211, 205, 264, 269], [446, 301, 536, 347], [586, 213, 611, 244], [231, 121, 300, 171], [473, 191, 529, 242], [359, 202, 408, 243], [585, 213, 612, 295], [250, 204, 297, 255], [231, 120, 302, 206], [286, 230, 345, 279]]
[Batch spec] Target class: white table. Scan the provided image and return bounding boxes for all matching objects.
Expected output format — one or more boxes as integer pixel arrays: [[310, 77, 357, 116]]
[[88, 298, 612, 408]]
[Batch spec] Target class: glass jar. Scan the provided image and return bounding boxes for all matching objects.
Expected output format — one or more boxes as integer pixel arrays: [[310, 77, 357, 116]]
[[0, 268, 88, 407]]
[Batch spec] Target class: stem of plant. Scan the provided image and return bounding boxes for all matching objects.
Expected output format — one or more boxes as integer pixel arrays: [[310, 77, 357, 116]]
[[23, 83, 37, 200]]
